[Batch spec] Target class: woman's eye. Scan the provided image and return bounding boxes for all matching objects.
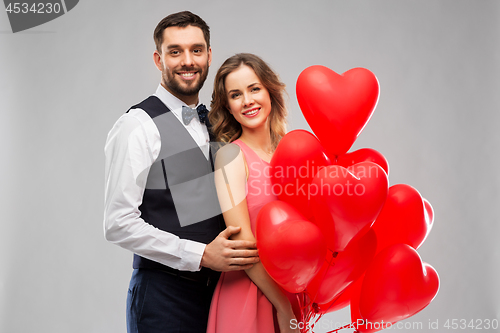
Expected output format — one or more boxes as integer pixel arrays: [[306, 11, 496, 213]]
[[252, 87, 260, 92], [231, 93, 240, 99]]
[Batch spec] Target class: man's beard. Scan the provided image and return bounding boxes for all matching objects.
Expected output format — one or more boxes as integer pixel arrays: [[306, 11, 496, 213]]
[[162, 63, 209, 98]]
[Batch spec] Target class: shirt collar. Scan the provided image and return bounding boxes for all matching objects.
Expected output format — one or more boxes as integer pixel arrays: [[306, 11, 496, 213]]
[[154, 84, 201, 119]]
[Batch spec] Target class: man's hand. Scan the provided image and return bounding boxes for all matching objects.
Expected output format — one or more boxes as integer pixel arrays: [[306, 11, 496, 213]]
[[200, 226, 259, 271]]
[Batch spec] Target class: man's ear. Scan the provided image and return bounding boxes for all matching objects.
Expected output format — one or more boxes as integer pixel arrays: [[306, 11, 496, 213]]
[[208, 46, 212, 67], [153, 50, 163, 71]]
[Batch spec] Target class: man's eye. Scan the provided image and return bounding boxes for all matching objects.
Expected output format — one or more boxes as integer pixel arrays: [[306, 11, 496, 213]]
[[193, 49, 202, 54], [170, 50, 180, 55]]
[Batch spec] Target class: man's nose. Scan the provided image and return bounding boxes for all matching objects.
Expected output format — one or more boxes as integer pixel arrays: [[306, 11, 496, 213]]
[[181, 51, 195, 67]]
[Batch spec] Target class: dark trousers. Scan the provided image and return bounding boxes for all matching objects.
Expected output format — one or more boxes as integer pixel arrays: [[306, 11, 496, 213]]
[[126, 268, 218, 333]]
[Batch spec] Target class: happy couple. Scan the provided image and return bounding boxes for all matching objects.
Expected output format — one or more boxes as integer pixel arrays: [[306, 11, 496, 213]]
[[104, 11, 299, 333]]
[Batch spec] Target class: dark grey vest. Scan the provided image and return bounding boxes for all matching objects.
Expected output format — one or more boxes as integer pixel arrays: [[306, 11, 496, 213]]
[[127, 96, 224, 270]]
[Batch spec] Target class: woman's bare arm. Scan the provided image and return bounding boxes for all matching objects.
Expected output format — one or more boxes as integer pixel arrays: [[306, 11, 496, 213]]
[[214, 144, 298, 332]]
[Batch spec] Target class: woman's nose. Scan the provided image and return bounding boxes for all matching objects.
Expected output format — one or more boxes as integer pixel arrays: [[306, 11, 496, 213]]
[[243, 93, 254, 107]]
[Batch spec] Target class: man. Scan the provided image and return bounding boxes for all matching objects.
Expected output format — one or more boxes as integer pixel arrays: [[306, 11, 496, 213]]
[[104, 11, 259, 333]]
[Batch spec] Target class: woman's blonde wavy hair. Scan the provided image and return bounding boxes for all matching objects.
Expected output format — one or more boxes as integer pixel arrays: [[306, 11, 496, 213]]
[[209, 53, 287, 150]]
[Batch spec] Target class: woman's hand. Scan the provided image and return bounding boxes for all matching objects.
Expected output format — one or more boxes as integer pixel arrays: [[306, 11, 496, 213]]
[[276, 307, 300, 333]]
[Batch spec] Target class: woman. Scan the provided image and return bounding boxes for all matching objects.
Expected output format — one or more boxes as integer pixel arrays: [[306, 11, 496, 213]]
[[206, 53, 299, 333]]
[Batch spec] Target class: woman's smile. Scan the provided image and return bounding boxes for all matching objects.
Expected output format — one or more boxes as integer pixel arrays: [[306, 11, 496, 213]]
[[242, 107, 261, 117]]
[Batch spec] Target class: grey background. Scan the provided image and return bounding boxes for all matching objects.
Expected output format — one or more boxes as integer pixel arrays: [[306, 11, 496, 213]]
[[1, 0, 499, 332]]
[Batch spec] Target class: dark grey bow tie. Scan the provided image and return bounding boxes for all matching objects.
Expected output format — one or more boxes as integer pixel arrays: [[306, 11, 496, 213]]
[[182, 104, 208, 125]]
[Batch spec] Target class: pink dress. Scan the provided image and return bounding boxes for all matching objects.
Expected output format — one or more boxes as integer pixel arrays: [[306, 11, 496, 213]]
[[207, 139, 279, 333]]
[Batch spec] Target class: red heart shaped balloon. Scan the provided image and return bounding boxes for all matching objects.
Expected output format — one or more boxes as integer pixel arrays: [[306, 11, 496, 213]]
[[372, 184, 433, 252], [256, 201, 327, 293], [310, 162, 388, 251], [423, 197, 435, 227], [336, 148, 389, 176], [296, 66, 380, 157], [316, 276, 387, 332], [314, 283, 352, 315], [359, 244, 440, 325], [270, 130, 331, 219], [349, 275, 393, 333], [307, 229, 377, 305]]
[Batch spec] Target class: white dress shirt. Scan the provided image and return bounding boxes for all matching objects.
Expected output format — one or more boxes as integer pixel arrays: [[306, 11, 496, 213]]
[[103, 84, 211, 271]]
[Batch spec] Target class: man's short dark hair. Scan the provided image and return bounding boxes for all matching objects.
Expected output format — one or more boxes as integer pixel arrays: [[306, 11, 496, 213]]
[[154, 11, 210, 53]]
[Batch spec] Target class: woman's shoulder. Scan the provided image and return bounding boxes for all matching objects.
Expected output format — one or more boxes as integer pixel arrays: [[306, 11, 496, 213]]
[[214, 142, 244, 169]]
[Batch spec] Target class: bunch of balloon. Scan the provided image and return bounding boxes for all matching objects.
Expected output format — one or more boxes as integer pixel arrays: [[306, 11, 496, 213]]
[[255, 65, 439, 333]]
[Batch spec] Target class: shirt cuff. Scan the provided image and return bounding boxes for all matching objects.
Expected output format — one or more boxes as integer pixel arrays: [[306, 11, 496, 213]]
[[182, 240, 207, 272]]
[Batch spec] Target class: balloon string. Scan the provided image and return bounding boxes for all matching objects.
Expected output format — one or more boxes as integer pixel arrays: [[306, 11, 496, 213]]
[[297, 292, 313, 332], [309, 313, 323, 333], [296, 250, 338, 333], [295, 293, 325, 333], [295, 293, 305, 329], [325, 322, 355, 333]]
